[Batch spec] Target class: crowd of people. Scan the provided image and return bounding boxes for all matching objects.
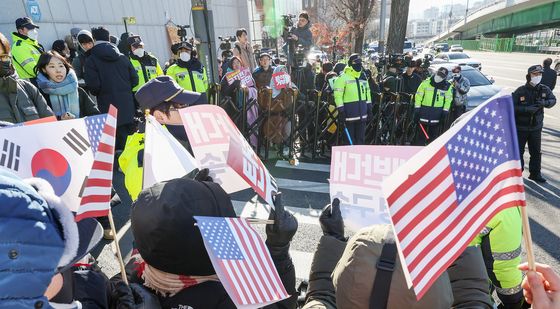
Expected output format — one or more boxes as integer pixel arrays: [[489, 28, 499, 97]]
[[0, 13, 558, 309]]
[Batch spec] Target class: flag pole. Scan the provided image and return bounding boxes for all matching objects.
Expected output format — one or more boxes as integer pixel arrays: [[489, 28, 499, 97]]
[[108, 209, 129, 285], [520, 206, 536, 271]]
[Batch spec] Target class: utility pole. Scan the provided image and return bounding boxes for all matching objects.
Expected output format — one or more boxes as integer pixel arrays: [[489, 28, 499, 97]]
[[379, 0, 387, 55]]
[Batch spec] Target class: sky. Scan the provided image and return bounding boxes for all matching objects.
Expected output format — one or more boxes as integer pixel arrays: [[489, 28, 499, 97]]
[[408, 0, 468, 19]]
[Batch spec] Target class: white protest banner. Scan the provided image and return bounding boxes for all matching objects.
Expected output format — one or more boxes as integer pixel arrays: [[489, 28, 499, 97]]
[[143, 115, 199, 189], [329, 145, 421, 231], [180, 104, 250, 193], [227, 137, 277, 205]]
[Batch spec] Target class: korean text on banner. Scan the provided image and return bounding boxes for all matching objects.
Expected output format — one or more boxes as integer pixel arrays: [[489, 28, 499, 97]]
[[180, 104, 250, 193], [329, 145, 421, 231], [226, 68, 254, 86], [227, 138, 277, 205]]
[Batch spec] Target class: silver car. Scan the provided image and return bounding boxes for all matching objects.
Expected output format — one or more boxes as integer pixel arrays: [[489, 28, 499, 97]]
[[433, 52, 482, 71], [450, 44, 464, 52], [429, 64, 501, 110]]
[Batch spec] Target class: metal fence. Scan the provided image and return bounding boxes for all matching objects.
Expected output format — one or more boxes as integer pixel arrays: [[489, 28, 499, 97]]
[[447, 30, 560, 54]]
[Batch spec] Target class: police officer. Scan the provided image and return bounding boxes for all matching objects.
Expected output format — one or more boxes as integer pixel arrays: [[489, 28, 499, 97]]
[[128, 35, 163, 93], [166, 41, 208, 94], [414, 67, 453, 145], [512, 64, 556, 183], [11, 17, 44, 85], [334, 54, 372, 145]]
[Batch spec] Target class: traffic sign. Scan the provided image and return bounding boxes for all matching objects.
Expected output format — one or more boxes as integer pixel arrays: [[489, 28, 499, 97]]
[[26, 0, 41, 22]]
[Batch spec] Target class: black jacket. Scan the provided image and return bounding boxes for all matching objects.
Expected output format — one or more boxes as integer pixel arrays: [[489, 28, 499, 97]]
[[541, 66, 557, 91], [401, 72, 422, 97], [512, 82, 556, 131], [84, 42, 138, 125]]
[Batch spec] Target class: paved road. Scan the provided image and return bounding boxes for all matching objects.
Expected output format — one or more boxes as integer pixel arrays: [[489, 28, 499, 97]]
[[95, 50, 560, 285]]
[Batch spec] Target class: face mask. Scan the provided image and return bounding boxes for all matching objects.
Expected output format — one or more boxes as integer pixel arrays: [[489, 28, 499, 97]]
[[132, 48, 145, 57], [28, 29, 39, 40], [166, 124, 188, 142], [0, 60, 14, 77], [434, 75, 444, 83], [180, 52, 191, 62], [530, 75, 542, 85], [351, 63, 363, 72], [452, 73, 460, 79], [389, 68, 397, 74]]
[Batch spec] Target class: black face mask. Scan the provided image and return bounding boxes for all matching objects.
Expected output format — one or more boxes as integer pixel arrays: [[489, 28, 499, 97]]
[[166, 124, 189, 142], [0, 60, 14, 77], [351, 63, 363, 72]]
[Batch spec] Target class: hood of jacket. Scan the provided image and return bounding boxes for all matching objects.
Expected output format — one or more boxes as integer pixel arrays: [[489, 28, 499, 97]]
[[90, 41, 122, 62]]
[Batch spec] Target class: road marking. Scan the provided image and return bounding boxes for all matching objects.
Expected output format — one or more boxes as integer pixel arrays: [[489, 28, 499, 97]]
[[276, 177, 329, 194], [276, 160, 331, 173], [482, 65, 526, 72], [232, 199, 321, 226]]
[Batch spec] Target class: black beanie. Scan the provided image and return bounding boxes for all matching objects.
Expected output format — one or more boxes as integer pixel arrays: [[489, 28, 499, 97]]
[[91, 27, 110, 42], [131, 176, 236, 276]]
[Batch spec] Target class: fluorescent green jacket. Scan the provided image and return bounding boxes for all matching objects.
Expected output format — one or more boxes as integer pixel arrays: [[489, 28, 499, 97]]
[[11, 32, 44, 79]]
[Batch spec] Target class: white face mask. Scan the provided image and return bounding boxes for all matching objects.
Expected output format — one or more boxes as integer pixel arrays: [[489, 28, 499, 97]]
[[28, 29, 39, 40], [530, 75, 542, 85], [180, 52, 191, 62], [452, 73, 460, 78], [132, 48, 145, 57], [434, 75, 444, 83]]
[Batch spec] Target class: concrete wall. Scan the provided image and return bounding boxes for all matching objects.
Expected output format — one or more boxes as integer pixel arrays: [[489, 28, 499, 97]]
[[0, 0, 252, 64]]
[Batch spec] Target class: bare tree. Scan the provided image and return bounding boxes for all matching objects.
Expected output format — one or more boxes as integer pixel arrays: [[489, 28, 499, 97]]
[[333, 0, 376, 54], [386, 0, 411, 54]]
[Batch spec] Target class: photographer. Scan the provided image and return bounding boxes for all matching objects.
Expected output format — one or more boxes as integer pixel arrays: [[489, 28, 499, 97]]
[[232, 28, 257, 72], [287, 12, 313, 50]]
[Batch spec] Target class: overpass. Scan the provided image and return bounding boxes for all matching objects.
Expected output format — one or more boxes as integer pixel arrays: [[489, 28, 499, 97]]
[[426, 0, 560, 44]]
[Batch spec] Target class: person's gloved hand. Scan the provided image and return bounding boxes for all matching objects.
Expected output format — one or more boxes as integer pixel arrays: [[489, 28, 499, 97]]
[[108, 277, 134, 309], [266, 193, 298, 248], [130, 283, 162, 309], [337, 108, 346, 123], [536, 99, 547, 108], [413, 109, 420, 123], [319, 198, 345, 241], [194, 168, 213, 182], [526, 105, 540, 114]]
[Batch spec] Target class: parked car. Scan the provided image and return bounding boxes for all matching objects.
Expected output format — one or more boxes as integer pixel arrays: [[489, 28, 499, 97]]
[[433, 52, 482, 71], [450, 44, 464, 52], [428, 63, 501, 110], [434, 42, 449, 52]]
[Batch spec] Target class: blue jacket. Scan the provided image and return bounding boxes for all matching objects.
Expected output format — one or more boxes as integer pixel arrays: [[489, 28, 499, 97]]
[[0, 170, 64, 309]]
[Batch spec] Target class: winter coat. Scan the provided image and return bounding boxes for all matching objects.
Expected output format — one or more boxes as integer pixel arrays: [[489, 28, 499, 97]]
[[450, 75, 470, 106], [0, 74, 53, 123], [290, 23, 313, 49], [401, 72, 423, 97], [41, 87, 100, 118], [126, 242, 297, 309], [512, 82, 556, 131], [253, 66, 275, 89], [10, 32, 44, 79], [233, 41, 257, 72], [84, 41, 139, 125], [541, 65, 557, 91]]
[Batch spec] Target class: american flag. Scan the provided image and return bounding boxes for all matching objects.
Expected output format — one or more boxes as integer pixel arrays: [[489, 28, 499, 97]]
[[383, 95, 526, 299], [194, 216, 289, 308], [75, 105, 117, 221], [84, 114, 108, 154]]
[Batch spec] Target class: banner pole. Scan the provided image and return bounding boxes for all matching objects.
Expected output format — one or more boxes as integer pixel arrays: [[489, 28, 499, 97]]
[[108, 209, 129, 284], [520, 206, 536, 271]]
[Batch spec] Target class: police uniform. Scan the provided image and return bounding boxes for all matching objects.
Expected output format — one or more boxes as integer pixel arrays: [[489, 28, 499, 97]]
[[11, 18, 44, 82], [166, 41, 208, 94], [470, 207, 526, 308], [512, 64, 556, 183], [334, 54, 372, 145], [414, 67, 453, 145], [128, 35, 163, 92]]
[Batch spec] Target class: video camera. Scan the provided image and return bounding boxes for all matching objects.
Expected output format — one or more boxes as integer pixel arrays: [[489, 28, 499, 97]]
[[218, 35, 236, 59], [282, 14, 297, 31], [177, 25, 190, 42], [421, 53, 432, 68]]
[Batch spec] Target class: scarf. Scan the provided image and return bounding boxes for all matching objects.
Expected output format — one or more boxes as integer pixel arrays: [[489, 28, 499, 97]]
[[37, 70, 80, 117], [133, 252, 219, 297]]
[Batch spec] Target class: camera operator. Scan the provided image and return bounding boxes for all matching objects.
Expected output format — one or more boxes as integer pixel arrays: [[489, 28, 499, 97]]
[[232, 28, 257, 72], [286, 12, 313, 51], [401, 60, 422, 97]]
